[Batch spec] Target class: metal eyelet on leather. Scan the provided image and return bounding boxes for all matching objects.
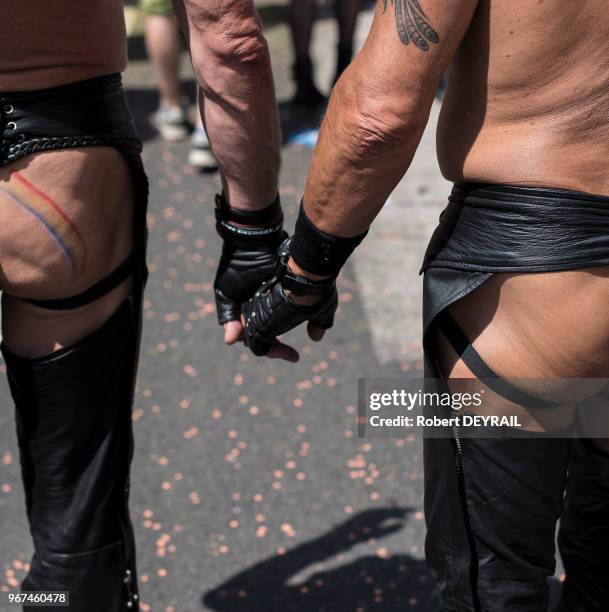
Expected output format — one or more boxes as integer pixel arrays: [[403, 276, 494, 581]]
[[6, 121, 16, 130], [124, 568, 136, 608], [3, 104, 14, 115], [16, 134, 26, 143]]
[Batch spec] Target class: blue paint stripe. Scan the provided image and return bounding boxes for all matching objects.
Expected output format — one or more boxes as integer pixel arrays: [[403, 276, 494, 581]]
[[0, 187, 76, 272]]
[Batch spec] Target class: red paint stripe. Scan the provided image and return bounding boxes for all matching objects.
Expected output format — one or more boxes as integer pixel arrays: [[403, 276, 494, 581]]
[[13, 172, 88, 269]]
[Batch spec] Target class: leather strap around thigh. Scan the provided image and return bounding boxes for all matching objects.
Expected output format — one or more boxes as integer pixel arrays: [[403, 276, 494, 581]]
[[25, 251, 136, 310]]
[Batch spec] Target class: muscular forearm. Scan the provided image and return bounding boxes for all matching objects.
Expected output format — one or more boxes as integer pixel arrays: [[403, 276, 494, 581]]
[[302, 0, 479, 237], [303, 55, 433, 237], [241, 0, 481, 360], [172, 0, 281, 210], [196, 37, 281, 210]]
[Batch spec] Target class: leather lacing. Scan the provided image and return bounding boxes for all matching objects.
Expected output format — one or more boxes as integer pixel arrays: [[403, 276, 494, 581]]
[[0, 133, 141, 167]]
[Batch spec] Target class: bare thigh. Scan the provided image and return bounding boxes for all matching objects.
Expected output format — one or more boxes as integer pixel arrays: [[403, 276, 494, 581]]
[[0, 147, 135, 357]]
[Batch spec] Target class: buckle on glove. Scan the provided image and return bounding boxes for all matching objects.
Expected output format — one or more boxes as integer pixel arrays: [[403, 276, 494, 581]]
[[243, 262, 339, 357], [271, 238, 337, 297]]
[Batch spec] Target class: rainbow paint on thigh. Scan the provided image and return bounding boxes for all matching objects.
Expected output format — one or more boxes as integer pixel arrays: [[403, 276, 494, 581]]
[[0, 172, 88, 274]]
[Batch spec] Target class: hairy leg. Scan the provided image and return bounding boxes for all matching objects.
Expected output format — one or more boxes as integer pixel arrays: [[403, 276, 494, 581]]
[[334, 0, 360, 47], [144, 14, 184, 109], [289, 0, 317, 61]]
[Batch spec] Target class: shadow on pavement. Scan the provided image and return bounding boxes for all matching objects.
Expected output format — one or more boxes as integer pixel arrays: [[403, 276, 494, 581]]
[[202, 507, 436, 611]]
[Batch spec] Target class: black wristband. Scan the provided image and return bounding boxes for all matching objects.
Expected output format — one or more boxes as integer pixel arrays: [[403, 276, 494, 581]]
[[290, 201, 368, 276], [215, 193, 284, 247], [215, 192, 282, 225], [274, 238, 336, 296]]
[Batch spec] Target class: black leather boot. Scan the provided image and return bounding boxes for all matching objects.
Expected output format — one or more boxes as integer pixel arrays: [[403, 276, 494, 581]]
[[291, 56, 325, 107], [425, 429, 572, 611], [333, 43, 353, 85], [558, 438, 609, 612], [2, 297, 141, 611]]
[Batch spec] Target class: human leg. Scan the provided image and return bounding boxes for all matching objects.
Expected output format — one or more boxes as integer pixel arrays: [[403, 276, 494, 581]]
[[0, 145, 145, 611], [426, 290, 576, 610], [288, 0, 324, 106], [188, 90, 218, 171], [141, 0, 190, 140], [333, 0, 361, 83], [418, 179, 609, 610]]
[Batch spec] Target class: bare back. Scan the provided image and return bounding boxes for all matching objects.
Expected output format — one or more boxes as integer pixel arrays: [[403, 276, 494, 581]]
[[433, 0, 609, 382], [438, 0, 609, 196], [0, 0, 127, 91]]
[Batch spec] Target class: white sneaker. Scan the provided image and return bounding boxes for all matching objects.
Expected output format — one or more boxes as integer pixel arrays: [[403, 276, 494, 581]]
[[188, 129, 218, 170], [153, 107, 191, 142]]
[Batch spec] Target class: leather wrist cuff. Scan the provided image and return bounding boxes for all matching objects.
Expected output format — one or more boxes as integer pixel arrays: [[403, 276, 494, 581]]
[[282, 270, 336, 296], [290, 201, 368, 276], [215, 193, 284, 246], [275, 239, 336, 296], [215, 192, 282, 225]]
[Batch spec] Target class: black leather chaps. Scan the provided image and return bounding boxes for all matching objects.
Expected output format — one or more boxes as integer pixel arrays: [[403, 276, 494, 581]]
[[422, 183, 609, 611], [0, 74, 148, 611]]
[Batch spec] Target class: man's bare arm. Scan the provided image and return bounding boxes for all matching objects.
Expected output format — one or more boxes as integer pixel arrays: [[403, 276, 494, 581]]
[[171, 0, 281, 211], [302, 0, 480, 237], [238, 0, 481, 360], [172, 0, 284, 345]]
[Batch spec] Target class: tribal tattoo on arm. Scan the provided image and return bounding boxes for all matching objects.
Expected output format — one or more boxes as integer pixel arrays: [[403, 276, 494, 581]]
[[382, 0, 440, 51]]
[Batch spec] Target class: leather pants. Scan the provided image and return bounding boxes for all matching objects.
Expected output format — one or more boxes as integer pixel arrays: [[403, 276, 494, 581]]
[[422, 183, 609, 610], [1, 73, 148, 611], [558, 439, 609, 612], [2, 298, 141, 611], [424, 430, 573, 611]]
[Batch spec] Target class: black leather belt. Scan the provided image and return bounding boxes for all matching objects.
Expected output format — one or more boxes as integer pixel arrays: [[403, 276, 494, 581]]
[[422, 182, 609, 274], [0, 73, 141, 166]]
